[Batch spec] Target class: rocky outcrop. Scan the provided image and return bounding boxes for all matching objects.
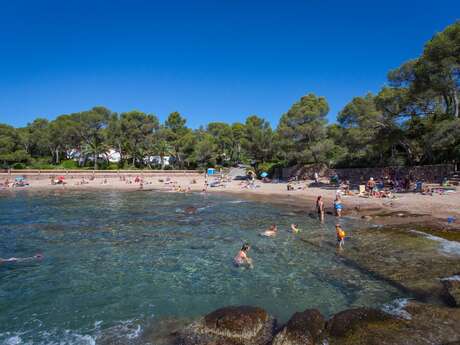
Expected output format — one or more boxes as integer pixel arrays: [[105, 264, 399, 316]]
[[326, 302, 460, 345], [174, 300, 460, 345], [441, 274, 460, 306], [327, 308, 392, 338], [178, 305, 275, 345], [272, 309, 325, 345]]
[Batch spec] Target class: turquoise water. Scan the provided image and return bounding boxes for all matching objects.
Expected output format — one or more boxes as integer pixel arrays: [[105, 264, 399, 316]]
[[0, 191, 403, 344]]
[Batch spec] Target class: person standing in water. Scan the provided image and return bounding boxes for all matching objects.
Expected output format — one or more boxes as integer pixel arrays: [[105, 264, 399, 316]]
[[234, 243, 253, 268], [335, 224, 346, 249], [316, 196, 325, 222], [334, 196, 343, 217]]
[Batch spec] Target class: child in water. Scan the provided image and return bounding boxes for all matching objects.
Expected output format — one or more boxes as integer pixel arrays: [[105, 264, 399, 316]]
[[260, 224, 278, 237], [334, 196, 343, 217], [234, 243, 253, 268], [335, 224, 346, 248], [290, 224, 300, 233]]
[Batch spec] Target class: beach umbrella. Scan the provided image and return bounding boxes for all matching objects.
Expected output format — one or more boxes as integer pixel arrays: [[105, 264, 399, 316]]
[[15, 176, 25, 182], [58, 176, 65, 181], [260, 172, 268, 178]]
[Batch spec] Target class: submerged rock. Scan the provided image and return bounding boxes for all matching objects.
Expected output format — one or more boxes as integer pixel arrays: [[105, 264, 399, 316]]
[[272, 309, 325, 345], [441, 274, 460, 307], [327, 308, 392, 337], [179, 305, 275, 345]]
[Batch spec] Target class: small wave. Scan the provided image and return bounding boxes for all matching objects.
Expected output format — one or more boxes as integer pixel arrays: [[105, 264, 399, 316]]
[[409, 230, 460, 256], [0, 330, 96, 345], [227, 200, 247, 204], [441, 274, 460, 282], [2, 335, 23, 345], [382, 298, 412, 320]]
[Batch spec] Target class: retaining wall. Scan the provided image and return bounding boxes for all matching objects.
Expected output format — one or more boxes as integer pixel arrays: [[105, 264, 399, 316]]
[[282, 164, 455, 183]]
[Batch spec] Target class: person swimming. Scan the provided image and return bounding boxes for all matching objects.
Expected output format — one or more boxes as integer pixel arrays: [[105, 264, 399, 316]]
[[260, 224, 278, 237], [234, 243, 253, 268], [290, 224, 300, 233], [0, 253, 43, 264], [335, 224, 346, 248]]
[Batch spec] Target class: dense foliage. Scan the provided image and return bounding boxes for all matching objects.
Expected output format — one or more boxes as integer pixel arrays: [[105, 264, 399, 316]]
[[1, 22, 459, 170]]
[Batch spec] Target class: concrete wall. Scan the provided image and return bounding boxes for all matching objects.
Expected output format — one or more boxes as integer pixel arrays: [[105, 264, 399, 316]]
[[282, 164, 455, 183]]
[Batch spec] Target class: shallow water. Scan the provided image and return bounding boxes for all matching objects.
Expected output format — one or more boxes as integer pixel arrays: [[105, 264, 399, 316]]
[[0, 191, 407, 344]]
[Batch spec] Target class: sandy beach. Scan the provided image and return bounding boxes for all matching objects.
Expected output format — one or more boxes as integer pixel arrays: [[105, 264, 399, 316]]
[[2, 172, 460, 229]]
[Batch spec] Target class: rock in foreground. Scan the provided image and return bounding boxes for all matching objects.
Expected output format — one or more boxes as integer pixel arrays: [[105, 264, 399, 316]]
[[441, 274, 460, 307], [178, 305, 275, 345], [326, 302, 460, 345], [272, 309, 325, 345]]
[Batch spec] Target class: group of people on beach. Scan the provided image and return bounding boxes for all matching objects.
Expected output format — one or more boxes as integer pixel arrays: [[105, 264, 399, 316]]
[[233, 194, 346, 268]]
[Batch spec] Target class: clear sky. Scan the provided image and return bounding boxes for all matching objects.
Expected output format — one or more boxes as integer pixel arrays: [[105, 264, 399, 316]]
[[0, 0, 459, 128]]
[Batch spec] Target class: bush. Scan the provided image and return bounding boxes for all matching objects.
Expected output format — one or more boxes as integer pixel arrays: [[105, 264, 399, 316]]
[[106, 163, 119, 170], [12, 162, 26, 169], [29, 158, 55, 169], [61, 160, 78, 169]]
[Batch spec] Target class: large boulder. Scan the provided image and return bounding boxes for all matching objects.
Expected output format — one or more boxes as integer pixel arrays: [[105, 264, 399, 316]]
[[327, 308, 392, 337], [272, 309, 325, 345], [441, 274, 460, 307], [178, 305, 275, 345]]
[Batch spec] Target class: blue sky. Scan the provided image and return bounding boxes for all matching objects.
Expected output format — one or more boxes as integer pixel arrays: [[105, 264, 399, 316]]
[[0, 0, 459, 128]]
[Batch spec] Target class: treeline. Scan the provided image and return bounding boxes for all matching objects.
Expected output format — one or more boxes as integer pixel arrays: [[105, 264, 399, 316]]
[[1, 21, 459, 172]]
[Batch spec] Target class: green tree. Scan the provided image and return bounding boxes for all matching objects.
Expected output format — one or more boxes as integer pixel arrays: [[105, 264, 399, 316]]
[[277, 93, 330, 164], [243, 115, 275, 166], [119, 110, 159, 167]]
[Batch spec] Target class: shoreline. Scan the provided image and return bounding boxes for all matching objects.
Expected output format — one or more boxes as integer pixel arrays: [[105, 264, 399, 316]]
[[2, 173, 460, 232]]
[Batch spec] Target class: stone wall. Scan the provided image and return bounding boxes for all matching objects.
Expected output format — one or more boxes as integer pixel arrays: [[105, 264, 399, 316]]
[[282, 164, 455, 184]]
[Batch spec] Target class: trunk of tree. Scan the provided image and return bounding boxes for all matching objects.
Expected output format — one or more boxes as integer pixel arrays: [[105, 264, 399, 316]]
[[94, 153, 98, 170], [55, 148, 60, 164], [132, 156, 136, 167], [453, 89, 459, 118]]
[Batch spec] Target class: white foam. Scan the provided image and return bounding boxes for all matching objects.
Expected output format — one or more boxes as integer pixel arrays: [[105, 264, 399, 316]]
[[0, 330, 96, 345], [227, 200, 247, 204], [382, 298, 412, 320], [441, 275, 460, 281], [3, 335, 23, 345], [409, 230, 460, 256]]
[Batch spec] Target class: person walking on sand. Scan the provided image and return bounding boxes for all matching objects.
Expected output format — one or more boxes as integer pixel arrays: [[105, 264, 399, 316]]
[[367, 177, 376, 197], [316, 196, 325, 222], [335, 224, 346, 249], [314, 172, 319, 184]]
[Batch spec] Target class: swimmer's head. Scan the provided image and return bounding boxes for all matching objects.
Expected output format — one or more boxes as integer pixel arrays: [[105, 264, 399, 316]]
[[241, 243, 250, 252]]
